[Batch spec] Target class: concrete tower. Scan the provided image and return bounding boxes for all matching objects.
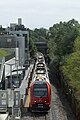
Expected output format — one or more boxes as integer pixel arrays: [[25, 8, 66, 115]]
[[18, 18, 22, 25]]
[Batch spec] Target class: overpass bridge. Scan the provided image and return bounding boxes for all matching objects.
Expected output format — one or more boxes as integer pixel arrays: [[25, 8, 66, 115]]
[[34, 41, 48, 55]]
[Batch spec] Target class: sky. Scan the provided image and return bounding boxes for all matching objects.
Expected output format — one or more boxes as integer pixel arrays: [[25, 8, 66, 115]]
[[0, 0, 80, 29]]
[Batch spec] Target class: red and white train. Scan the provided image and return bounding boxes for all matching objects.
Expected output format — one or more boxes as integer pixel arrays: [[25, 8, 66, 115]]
[[29, 54, 51, 112]]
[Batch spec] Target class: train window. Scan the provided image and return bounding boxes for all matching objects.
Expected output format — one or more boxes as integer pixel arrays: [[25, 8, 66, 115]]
[[37, 63, 45, 67], [34, 84, 48, 98], [35, 67, 45, 71], [36, 70, 46, 74], [35, 68, 46, 74], [34, 83, 47, 88]]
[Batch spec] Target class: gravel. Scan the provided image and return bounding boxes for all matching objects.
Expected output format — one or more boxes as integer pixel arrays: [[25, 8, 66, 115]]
[[51, 85, 77, 120]]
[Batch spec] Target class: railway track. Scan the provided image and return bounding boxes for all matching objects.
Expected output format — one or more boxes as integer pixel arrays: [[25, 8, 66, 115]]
[[20, 109, 50, 120], [32, 112, 50, 120]]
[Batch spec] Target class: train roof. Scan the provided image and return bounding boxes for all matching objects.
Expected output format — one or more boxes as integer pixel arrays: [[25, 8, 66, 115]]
[[31, 73, 50, 86], [31, 52, 50, 86], [36, 62, 45, 67], [34, 65, 48, 77]]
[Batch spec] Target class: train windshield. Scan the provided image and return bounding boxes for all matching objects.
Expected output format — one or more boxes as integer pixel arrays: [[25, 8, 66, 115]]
[[34, 83, 48, 98]]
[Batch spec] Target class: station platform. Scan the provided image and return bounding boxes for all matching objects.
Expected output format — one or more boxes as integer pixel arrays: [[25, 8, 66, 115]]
[[24, 88, 30, 108], [4, 57, 34, 109]]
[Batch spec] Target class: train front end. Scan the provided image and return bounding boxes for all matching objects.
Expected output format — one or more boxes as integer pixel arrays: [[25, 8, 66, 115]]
[[30, 81, 51, 112]]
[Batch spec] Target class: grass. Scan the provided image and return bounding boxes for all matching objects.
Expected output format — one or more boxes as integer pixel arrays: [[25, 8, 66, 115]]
[[0, 48, 11, 57]]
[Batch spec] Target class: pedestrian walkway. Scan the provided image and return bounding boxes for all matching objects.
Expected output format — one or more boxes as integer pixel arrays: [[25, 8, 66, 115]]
[[24, 88, 30, 107], [16, 64, 34, 105]]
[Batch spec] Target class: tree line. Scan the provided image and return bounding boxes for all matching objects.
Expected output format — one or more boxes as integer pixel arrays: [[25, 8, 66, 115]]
[[29, 19, 80, 107]]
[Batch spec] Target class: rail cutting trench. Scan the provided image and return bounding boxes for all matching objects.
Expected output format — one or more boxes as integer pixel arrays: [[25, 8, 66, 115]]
[[32, 112, 50, 120], [20, 111, 50, 120], [20, 64, 59, 120], [20, 62, 76, 120], [20, 63, 52, 120], [20, 84, 56, 120], [21, 84, 51, 120], [20, 84, 77, 120]]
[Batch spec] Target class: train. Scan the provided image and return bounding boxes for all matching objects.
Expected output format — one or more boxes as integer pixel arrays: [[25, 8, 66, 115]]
[[29, 54, 51, 112]]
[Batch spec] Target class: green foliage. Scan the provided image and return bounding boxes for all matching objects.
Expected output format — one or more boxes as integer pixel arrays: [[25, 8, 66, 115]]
[[48, 19, 79, 61], [34, 28, 48, 42], [48, 40, 57, 60], [48, 19, 80, 93], [29, 29, 37, 57], [62, 38, 80, 92], [29, 28, 49, 57], [29, 28, 48, 42], [74, 36, 80, 51], [28, 19, 80, 107], [29, 37, 37, 57], [0, 48, 11, 57]]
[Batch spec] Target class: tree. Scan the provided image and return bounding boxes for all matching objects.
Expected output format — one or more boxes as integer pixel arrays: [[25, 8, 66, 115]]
[[62, 36, 80, 91], [48, 19, 79, 61], [29, 29, 37, 57]]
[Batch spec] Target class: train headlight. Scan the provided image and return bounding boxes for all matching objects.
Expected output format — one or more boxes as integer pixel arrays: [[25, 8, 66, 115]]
[[45, 100, 48, 103], [32, 100, 36, 103]]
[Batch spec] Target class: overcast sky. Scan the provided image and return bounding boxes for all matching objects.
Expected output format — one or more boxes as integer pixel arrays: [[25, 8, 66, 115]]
[[0, 0, 80, 29]]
